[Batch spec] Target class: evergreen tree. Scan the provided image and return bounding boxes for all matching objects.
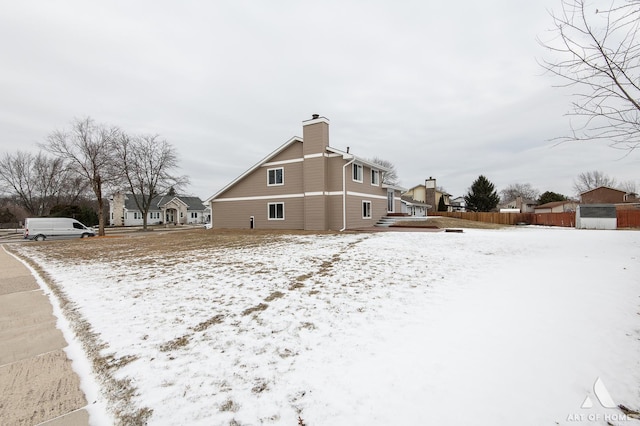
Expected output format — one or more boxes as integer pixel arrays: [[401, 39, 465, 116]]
[[49, 204, 99, 226], [437, 196, 447, 212], [464, 175, 500, 212], [0, 207, 17, 224], [538, 191, 568, 205]]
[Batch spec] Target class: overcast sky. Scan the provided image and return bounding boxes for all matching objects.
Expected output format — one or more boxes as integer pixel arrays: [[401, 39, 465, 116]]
[[1, 1, 638, 200]]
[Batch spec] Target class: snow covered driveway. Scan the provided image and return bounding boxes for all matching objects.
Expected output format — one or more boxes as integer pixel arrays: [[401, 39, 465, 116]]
[[13, 227, 640, 425]]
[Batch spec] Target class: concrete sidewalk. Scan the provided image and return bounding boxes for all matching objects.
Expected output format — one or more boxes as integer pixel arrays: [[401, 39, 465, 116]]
[[0, 245, 89, 426]]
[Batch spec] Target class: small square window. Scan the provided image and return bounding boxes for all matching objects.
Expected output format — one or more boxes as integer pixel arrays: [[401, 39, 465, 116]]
[[268, 202, 285, 220], [268, 168, 284, 186]]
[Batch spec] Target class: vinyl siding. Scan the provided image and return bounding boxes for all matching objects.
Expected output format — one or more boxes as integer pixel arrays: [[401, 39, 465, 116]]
[[345, 164, 386, 197], [209, 118, 395, 230], [302, 119, 329, 156], [264, 140, 304, 163], [326, 156, 345, 192], [327, 194, 344, 230], [218, 143, 304, 200], [342, 163, 388, 228], [303, 157, 326, 194], [304, 196, 327, 230], [213, 198, 304, 229]]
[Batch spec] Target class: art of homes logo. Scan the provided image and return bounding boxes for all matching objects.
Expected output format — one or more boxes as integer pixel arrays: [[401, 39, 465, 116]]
[[566, 377, 631, 423], [580, 377, 617, 409]]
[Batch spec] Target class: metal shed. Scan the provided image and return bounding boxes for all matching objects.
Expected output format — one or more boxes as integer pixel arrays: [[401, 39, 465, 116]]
[[576, 204, 617, 230]]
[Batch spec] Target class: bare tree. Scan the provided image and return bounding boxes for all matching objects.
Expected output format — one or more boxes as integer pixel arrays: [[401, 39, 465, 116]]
[[44, 118, 120, 236], [370, 157, 400, 186], [0, 151, 72, 216], [539, 0, 640, 152], [619, 179, 638, 194], [573, 170, 616, 194], [114, 133, 188, 230], [500, 183, 540, 203]]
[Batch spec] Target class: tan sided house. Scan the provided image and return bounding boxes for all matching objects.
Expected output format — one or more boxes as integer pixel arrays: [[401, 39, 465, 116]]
[[206, 115, 402, 230]]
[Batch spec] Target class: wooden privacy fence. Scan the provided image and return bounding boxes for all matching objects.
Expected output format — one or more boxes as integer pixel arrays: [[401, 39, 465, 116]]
[[436, 210, 640, 228], [436, 211, 531, 225], [617, 209, 640, 228], [529, 212, 576, 227]]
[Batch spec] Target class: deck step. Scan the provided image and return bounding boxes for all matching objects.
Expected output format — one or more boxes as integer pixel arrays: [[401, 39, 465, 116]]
[[374, 216, 427, 227]]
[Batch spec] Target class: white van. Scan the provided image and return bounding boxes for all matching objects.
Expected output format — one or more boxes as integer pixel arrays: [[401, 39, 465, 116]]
[[23, 217, 96, 241]]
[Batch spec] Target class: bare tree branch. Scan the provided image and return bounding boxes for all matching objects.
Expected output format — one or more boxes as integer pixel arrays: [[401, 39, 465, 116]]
[[0, 151, 74, 216], [370, 157, 400, 186], [42, 117, 121, 235], [573, 169, 617, 194], [539, 0, 640, 151], [500, 183, 540, 203], [114, 133, 189, 230]]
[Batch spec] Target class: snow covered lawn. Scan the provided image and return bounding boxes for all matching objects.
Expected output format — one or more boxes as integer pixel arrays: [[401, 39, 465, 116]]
[[12, 227, 640, 425]]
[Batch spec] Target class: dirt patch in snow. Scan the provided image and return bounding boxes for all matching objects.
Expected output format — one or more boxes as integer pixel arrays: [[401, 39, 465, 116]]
[[29, 228, 339, 262], [394, 217, 509, 229]]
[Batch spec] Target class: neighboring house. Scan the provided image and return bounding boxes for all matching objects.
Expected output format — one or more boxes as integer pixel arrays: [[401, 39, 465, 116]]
[[534, 200, 578, 213], [580, 186, 629, 204], [401, 195, 430, 217], [404, 177, 451, 212], [449, 196, 466, 212], [109, 192, 209, 226], [625, 192, 640, 203], [498, 196, 537, 213], [205, 115, 402, 230]]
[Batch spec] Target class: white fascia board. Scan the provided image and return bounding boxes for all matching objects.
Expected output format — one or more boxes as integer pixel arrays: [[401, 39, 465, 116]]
[[212, 193, 305, 202], [302, 116, 330, 126], [262, 158, 304, 167], [346, 191, 388, 201], [326, 146, 390, 172], [382, 183, 407, 192], [163, 197, 189, 207], [303, 152, 329, 159], [212, 192, 344, 202], [326, 146, 353, 160], [205, 136, 303, 202], [304, 191, 344, 196]]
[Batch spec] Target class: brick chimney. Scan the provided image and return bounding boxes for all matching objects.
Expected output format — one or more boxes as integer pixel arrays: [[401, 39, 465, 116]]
[[425, 177, 437, 212], [112, 191, 125, 226]]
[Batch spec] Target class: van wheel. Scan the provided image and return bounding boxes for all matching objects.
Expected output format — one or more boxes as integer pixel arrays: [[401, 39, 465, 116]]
[[34, 235, 46, 241], [81, 233, 87, 238]]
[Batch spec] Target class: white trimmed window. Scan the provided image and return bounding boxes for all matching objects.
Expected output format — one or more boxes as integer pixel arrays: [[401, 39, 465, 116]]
[[133, 212, 142, 220], [362, 201, 372, 219], [267, 167, 284, 186], [268, 202, 285, 220], [149, 212, 160, 220], [353, 164, 363, 182], [371, 169, 380, 185], [190, 212, 198, 219]]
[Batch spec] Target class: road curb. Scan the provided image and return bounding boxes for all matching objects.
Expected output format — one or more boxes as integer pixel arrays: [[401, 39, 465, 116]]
[[0, 245, 90, 426]]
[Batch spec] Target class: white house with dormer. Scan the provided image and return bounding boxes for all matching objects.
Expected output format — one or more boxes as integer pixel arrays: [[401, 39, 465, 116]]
[[109, 192, 209, 226]]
